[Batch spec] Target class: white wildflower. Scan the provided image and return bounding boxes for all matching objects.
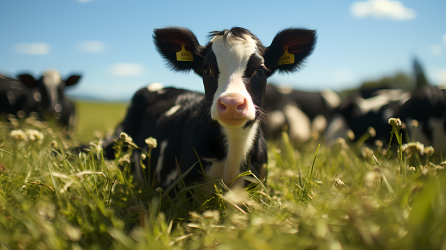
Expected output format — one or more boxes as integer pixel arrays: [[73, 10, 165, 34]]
[[388, 118, 402, 127], [364, 171, 381, 189], [145, 137, 157, 149], [26, 129, 44, 142], [361, 147, 374, 159], [424, 146, 434, 156], [334, 178, 345, 188], [402, 142, 424, 158], [9, 130, 28, 142], [140, 153, 147, 160], [346, 130, 355, 140], [368, 127, 376, 137]]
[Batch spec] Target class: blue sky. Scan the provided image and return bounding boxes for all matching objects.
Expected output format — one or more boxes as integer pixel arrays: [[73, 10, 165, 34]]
[[1, 0, 445, 101]]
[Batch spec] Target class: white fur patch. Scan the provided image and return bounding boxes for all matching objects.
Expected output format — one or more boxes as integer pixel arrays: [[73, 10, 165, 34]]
[[321, 89, 341, 109], [312, 115, 328, 135], [326, 114, 350, 145], [278, 85, 293, 95], [221, 121, 259, 188], [165, 105, 181, 117], [42, 69, 62, 108], [284, 104, 311, 143], [155, 140, 168, 182], [209, 34, 258, 123], [147, 82, 164, 93], [269, 110, 286, 130]]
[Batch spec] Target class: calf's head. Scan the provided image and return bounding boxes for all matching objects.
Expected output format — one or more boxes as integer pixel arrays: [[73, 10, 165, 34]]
[[18, 69, 81, 119], [154, 27, 316, 128]]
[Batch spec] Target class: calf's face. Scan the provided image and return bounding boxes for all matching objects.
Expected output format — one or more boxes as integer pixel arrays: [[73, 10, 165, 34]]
[[154, 27, 316, 128], [18, 69, 81, 119]]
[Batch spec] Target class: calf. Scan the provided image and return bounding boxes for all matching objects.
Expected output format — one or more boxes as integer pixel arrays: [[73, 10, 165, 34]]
[[263, 84, 340, 143], [107, 27, 316, 189], [0, 69, 81, 128]]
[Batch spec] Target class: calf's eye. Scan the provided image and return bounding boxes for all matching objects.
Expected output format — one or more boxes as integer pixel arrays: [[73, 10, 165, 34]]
[[257, 68, 265, 77], [203, 68, 212, 75]]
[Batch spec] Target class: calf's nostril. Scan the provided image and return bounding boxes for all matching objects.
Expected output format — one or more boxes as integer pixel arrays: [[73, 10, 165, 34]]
[[218, 99, 227, 111], [236, 99, 246, 111]]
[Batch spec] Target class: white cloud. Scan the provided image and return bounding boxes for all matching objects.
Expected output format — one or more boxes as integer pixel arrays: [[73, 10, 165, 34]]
[[431, 45, 443, 56], [15, 43, 50, 55], [78, 41, 106, 53], [77, 0, 92, 3], [110, 63, 145, 76], [350, 0, 416, 20]]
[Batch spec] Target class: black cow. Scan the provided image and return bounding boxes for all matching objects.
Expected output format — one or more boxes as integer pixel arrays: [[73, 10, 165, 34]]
[[263, 84, 340, 143], [0, 69, 81, 128], [326, 86, 446, 153], [326, 88, 410, 145], [397, 86, 446, 152], [104, 27, 316, 190]]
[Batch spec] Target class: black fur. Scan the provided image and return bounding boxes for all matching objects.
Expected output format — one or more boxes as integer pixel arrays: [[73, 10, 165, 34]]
[[0, 73, 81, 128]]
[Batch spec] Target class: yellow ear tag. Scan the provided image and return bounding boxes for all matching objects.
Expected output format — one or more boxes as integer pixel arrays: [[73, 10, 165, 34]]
[[278, 46, 294, 66], [176, 44, 194, 62]]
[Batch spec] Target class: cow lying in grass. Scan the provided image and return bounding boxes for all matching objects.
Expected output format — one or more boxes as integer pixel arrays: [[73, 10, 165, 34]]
[[263, 84, 340, 144], [0, 69, 81, 129], [326, 85, 446, 153], [104, 27, 316, 190]]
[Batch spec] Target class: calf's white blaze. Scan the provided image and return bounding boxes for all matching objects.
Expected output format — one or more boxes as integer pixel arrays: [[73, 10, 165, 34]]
[[210, 34, 258, 124], [42, 69, 62, 109]]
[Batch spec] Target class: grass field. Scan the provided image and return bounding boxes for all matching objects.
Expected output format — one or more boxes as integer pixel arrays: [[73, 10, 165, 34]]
[[74, 100, 128, 143], [1, 102, 446, 249]]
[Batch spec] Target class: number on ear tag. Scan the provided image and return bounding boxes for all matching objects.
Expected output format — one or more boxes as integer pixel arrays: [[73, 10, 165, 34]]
[[176, 44, 194, 62], [278, 46, 294, 66]]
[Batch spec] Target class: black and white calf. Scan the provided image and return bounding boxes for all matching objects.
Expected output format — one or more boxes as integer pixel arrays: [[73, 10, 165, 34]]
[[108, 27, 316, 189], [263, 84, 340, 143], [0, 69, 81, 128]]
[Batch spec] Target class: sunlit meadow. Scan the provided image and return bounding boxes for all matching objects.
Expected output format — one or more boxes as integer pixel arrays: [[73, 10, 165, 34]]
[[1, 102, 446, 250]]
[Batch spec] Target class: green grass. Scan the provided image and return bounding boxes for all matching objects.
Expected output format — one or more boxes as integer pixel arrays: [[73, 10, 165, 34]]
[[74, 100, 128, 143], [1, 108, 446, 249]]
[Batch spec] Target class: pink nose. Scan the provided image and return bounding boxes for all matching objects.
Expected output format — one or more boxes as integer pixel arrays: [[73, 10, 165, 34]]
[[217, 94, 247, 119]]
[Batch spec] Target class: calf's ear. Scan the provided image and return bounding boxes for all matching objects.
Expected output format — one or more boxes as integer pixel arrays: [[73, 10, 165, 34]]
[[153, 27, 204, 75], [264, 28, 316, 76], [65, 75, 82, 86], [17, 74, 37, 88]]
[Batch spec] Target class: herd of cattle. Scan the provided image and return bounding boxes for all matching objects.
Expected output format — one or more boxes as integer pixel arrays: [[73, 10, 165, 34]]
[[1, 27, 446, 190]]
